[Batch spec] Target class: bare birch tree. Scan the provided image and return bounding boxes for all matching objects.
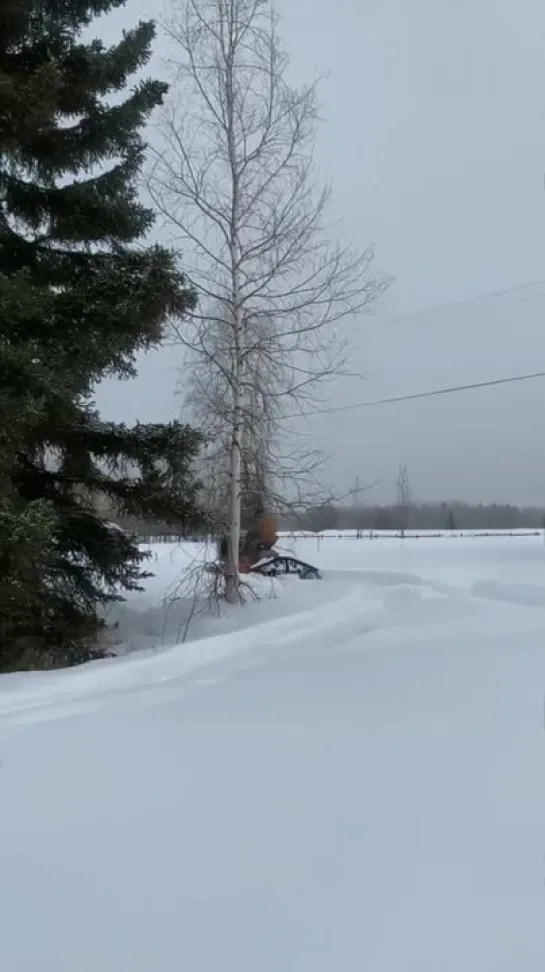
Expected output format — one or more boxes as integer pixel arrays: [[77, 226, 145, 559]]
[[396, 463, 412, 539], [147, 0, 391, 601]]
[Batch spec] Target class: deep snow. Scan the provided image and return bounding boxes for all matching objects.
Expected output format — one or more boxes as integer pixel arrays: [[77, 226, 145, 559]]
[[1, 533, 545, 971]]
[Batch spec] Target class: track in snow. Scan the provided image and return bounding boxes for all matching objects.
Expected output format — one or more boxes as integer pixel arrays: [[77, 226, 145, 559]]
[[1, 534, 545, 971]]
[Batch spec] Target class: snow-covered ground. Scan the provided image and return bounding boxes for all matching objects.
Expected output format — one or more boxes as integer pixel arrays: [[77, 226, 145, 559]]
[[1, 533, 545, 970]]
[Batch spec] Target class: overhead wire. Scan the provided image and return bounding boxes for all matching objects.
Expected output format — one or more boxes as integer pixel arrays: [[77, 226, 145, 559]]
[[282, 278, 545, 420], [287, 370, 545, 420], [375, 277, 545, 331]]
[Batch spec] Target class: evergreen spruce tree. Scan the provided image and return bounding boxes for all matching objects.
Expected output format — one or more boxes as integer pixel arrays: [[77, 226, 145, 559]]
[[0, 0, 204, 670]]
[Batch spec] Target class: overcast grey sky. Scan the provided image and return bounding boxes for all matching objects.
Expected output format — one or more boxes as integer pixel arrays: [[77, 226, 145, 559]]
[[96, 0, 545, 505]]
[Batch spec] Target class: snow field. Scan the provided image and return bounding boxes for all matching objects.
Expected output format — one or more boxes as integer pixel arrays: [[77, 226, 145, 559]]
[[1, 532, 544, 970]]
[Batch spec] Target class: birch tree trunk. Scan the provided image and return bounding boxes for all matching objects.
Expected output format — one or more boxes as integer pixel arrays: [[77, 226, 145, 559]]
[[225, 316, 243, 600]]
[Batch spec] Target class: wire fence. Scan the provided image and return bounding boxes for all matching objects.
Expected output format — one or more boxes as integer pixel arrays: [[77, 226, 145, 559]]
[[137, 529, 542, 544]]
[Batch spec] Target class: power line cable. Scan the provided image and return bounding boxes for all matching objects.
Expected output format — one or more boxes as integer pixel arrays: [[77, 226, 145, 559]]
[[377, 278, 545, 328], [289, 369, 545, 419]]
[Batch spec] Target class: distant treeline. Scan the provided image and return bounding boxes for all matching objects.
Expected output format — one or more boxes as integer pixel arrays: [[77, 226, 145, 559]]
[[284, 502, 545, 534], [98, 491, 545, 540]]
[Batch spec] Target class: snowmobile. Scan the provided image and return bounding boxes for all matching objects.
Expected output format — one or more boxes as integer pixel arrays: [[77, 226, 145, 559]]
[[216, 512, 321, 580]]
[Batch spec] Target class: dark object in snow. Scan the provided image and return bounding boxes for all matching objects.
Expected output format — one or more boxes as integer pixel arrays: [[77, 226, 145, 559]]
[[216, 511, 321, 580], [251, 555, 321, 580]]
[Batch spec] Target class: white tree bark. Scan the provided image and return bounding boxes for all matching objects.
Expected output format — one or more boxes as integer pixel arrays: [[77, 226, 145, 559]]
[[225, 314, 243, 601]]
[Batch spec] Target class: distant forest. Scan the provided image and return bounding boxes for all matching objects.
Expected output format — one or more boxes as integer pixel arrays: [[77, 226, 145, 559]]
[[102, 496, 545, 540], [289, 501, 545, 534]]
